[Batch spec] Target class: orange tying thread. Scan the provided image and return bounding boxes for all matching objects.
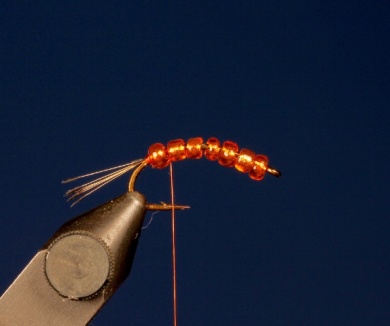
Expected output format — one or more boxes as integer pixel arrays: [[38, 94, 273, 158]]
[[62, 137, 281, 206]]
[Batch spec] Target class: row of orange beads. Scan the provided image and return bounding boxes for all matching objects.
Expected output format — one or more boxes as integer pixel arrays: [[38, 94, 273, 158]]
[[146, 137, 269, 180]]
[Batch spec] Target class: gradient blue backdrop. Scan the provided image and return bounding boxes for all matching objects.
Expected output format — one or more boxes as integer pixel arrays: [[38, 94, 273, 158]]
[[1, 2, 389, 325]]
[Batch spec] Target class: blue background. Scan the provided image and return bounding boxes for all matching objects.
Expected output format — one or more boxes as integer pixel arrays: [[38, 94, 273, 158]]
[[1, 1, 389, 325]]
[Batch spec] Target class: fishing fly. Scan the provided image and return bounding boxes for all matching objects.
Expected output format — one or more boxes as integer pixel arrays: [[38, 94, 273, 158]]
[[62, 136, 281, 206], [62, 136, 280, 326]]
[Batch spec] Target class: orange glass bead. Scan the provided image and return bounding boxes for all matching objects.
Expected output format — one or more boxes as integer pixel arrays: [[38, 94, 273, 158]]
[[218, 140, 239, 167], [167, 139, 186, 162], [249, 154, 268, 180], [186, 137, 203, 159], [204, 137, 220, 161], [147, 143, 170, 169], [235, 149, 255, 173]]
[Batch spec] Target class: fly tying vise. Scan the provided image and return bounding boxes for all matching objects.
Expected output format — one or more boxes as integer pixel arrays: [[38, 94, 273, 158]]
[[62, 137, 281, 206]]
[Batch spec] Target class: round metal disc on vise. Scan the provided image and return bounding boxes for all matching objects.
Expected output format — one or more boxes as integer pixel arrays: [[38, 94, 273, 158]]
[[45, 234, 110, 299]]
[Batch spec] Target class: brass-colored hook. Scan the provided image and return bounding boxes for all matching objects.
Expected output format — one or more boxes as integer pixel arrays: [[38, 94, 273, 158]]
[[128, 161, 148, 192], [128, 160, 190, 211], [267, 166, 282, 177]]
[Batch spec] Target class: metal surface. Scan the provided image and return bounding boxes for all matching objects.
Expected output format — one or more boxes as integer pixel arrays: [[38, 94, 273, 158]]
[[45, 234, 111, 299], [0, 191, 146, 326]]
